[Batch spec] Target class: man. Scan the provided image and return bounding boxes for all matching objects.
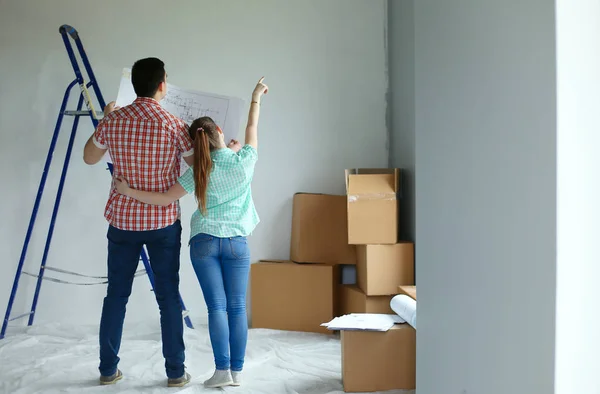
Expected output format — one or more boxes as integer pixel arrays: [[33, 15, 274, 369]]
[[83, 57, 193, 387]]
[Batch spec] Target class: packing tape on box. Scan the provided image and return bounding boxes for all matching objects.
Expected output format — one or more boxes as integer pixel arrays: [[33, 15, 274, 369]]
[[347, 193, 397, 203], [391, 294, 417, 329]]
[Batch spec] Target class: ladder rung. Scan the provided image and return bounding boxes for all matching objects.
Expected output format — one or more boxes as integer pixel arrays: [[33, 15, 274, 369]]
[[8, 312, 33, 322], [64, 110, 91, 116], [64, 110, 103, 119]]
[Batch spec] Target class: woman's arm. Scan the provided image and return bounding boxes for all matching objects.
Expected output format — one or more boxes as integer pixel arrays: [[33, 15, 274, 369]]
[[114, 177, 186, 207], [245, 77, 268, 149]]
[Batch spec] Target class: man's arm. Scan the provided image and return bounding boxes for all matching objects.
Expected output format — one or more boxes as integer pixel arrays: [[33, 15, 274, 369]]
[[83, 136, 107, 165], [83, 101, 117, 165], [174, 120, 195, 167]]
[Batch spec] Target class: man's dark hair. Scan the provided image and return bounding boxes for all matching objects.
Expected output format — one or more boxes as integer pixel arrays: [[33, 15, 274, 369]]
[[131, 57, 166, 98]]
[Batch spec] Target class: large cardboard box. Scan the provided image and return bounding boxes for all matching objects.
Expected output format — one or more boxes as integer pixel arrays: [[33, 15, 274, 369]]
[[342, 324, 416, 392], [345, 169, 401, 245], [357, 242, 414, 296], [251, 260, 339, 334], [339, 285, 393, 315], [291, 193, 357, 265]]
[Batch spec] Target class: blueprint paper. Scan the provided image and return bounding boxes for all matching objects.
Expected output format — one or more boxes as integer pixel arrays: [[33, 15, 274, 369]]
[[109, 68, 244, 168]]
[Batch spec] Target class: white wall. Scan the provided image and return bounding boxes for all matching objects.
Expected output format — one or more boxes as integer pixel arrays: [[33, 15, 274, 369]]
[[555, 1, 600, 393], [0, 0, 388, 331], [388, 0, 415, 242], [414, 1, 557, 393]]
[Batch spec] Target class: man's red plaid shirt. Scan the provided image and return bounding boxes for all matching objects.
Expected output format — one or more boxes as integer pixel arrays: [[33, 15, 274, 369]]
[[93, 97, 193, 231]]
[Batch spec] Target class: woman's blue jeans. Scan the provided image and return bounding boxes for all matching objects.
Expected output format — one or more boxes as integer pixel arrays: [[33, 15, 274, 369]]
[[189, 234, 250, 372]]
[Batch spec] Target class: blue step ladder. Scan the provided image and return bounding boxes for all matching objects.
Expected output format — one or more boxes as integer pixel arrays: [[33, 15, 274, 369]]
[[0, 24, 194, 339]]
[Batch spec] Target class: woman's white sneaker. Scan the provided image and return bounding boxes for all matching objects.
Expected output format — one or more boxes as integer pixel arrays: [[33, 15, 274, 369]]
[[231, 371, 242, 386], [204, 369, 233, 388]]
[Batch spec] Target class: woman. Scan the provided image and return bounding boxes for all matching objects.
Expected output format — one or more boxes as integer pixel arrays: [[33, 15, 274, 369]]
[[114, 77, 268, 388]]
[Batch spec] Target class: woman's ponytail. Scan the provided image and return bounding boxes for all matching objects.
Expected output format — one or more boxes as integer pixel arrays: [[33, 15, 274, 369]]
[[193, 127, 212, 215]]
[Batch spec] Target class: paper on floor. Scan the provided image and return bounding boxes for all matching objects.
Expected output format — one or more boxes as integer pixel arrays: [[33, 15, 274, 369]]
[[322, 313, 403, 331]]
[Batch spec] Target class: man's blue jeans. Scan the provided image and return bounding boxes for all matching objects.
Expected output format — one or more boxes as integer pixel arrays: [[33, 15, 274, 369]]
[[189, 234, 251, 372], [99, 221, 185, 379]]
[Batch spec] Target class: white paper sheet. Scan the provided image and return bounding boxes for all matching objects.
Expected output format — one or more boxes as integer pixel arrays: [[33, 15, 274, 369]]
[[390, 295, 417, 329], [322, 313, 403, 332], [114, 68, 137, 107], [110, 68, 244, 168]]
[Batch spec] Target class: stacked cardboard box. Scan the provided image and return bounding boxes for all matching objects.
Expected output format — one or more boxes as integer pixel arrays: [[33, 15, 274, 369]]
[[251, 260, 339, 335], [290, 193, 356, 265], [341, 168, 416, 392], [342, 288, 418, 392], [251, 193, 353, 334], [250, 168, 416, 391], [342, 324, 416, 392], [340, 169, 414, 314]]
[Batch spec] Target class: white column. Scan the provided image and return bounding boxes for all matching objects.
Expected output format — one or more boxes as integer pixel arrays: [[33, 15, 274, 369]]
[[555, 1, 600, 393]]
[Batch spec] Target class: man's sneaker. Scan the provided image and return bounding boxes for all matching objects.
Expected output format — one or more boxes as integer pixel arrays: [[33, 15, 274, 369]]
[[99, 369, 123, 385], [168, 372, 191, 388]]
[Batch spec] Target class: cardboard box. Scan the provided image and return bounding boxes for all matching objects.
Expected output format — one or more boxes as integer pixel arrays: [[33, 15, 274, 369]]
[[345, 169, 401, 245], [250, 260, 339, 334], [398, 285, 417, 300], [339, 285, 393, 315], [291, 193, 357, 265], [342, 324, 416, 392], [357, 242, 414, 296]]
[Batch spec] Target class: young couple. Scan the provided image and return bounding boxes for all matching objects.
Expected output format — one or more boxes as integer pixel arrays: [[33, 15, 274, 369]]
[[82, 57, 268, 388]]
